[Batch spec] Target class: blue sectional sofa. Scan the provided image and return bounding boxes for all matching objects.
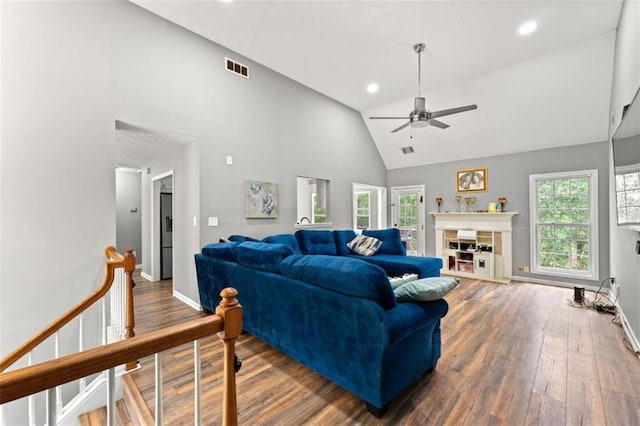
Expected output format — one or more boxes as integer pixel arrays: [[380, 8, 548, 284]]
[[194, 229, 448, 416]]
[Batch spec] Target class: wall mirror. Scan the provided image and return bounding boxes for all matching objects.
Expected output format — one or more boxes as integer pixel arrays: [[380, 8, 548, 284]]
[[297, 176, 331, 227], [612, 86, 640, 231]]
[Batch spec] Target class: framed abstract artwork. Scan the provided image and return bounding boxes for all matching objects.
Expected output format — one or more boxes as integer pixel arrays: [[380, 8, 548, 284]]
[[245, 181, 279, 218]]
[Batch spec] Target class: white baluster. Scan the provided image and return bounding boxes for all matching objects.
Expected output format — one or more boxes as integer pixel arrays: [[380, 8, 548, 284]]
[[194, 340, 201, 426], [107, 368, 115, 426], [55, 333, 62, 415], [102, 298, 107, 345], [79, 314, 86, 394], [46, 388, 56, 426], [155, 353, 163, 426], [27, 352, 35, 426]]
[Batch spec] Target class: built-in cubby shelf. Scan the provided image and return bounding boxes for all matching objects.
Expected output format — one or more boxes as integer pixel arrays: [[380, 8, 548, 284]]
[[430, 212, 518, 284]]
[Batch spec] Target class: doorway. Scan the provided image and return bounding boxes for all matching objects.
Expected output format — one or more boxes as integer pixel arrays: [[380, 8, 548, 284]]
[[391, 185, 425, 256], [151, 171, 174, 282], [160, 190, 173, 280]]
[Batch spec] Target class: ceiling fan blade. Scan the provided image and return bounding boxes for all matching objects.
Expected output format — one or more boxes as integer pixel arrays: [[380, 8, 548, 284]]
[[391, 122, 411, 133], [429, 104, 478, 119], [369, 116, 410, 120], [429, 119, 450, 129]]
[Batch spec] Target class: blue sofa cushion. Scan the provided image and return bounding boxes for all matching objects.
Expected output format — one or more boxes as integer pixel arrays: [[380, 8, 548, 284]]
[[236, 242, 294, 273], [228, 234, 260, 243], [280, 254, 397, 310], [201, 241, 239, 262], [263, 234, 302, 255], [363, 228, 406, 255], [394, 277, 459, 302], [295, 230, 337, 255], [333, 229, 357, 256]]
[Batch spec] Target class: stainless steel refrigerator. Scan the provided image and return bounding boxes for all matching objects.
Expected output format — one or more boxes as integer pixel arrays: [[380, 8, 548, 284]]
[[160, 192, 173, 280]]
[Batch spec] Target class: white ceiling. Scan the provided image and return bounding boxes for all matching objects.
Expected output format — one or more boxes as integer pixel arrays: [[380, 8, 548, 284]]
[[115, 120, 194, 168], [132, 0, 623, 169]]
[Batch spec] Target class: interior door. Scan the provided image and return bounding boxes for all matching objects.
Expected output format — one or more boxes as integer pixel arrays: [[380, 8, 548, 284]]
[[391, 185, 425, 256]]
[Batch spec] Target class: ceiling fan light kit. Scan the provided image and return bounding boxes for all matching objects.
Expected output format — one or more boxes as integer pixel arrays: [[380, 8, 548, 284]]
[[369, 42, 477, 133]]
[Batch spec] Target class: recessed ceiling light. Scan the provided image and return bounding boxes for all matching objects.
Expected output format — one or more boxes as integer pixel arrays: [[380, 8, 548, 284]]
[[367, 83, 379, 94], [518, 21, 538, 36]]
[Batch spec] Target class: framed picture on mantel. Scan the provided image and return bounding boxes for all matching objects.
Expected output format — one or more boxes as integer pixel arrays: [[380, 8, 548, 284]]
[[456, 167, 487, 193]]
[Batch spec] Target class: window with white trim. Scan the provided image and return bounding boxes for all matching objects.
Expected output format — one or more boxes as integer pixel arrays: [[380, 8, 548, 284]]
[[529, 170, 598, 279], [355, 191, 370, 230], [615, 164, 640, 225]]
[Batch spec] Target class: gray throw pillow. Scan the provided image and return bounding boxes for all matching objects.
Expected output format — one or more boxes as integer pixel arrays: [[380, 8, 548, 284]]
[[394, 277, 459, 302], [347, 234, 382, 256]]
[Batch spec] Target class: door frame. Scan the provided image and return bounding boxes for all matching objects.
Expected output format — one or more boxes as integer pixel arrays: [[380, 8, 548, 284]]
[[390, 185, 425, 256]]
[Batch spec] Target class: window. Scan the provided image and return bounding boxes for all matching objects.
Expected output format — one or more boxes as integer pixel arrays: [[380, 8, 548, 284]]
[[297, 176, 331, 226], [311, 193, 327, 224], [529, 170, 598, 279], [615, 165, 640, 225], [355, 191, 370, 229]]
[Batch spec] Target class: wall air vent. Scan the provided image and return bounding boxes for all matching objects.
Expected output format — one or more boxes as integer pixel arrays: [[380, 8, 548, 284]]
[[225, 57, 249, 79], [401, 146, 415, 154]]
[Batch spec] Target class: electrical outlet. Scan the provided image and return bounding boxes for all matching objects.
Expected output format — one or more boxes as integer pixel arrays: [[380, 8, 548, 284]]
[[523, 266, 530, 273]]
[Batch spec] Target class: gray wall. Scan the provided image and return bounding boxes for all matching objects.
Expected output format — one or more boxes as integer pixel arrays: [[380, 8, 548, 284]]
[[113, 2, 386, 303], [1, 3, 117, 423], [388, 141, 611, 287], [609, 0, 640, 349], [1, 3, 387, 408], [115, 170, 142, 258], [613, 134, 640, 167]]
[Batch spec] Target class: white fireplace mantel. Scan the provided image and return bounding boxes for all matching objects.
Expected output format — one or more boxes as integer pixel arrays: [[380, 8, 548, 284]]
[[430, 212, 518, 231], [430, 212, 518, 283]]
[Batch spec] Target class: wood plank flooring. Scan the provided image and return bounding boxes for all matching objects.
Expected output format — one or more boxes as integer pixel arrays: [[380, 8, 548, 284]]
[[127, 277, 640, 425]]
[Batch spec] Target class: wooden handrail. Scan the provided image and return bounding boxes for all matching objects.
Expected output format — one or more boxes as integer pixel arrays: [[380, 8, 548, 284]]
[[0, 246, 136, 372], [0, 288, 242, 425]]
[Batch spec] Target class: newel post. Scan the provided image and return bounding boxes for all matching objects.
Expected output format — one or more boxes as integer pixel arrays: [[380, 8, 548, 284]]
[[124, 248, 136, 371], [216, 287, 242, 426]]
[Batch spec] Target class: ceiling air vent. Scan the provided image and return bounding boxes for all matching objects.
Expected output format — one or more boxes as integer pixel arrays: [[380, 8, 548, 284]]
[[401, 146, 415, 154], [225, 57, 249, 79]]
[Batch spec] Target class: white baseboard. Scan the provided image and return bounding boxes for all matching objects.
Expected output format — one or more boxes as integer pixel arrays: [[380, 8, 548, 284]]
[[614, 300, 640, 353], [140, 271, 153, 282], [511, 274, 604, 292], [173, 289, 201, 312]]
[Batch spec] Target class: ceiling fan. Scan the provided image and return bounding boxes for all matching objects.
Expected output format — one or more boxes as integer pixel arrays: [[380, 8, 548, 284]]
[[369, 43, 477, 133]]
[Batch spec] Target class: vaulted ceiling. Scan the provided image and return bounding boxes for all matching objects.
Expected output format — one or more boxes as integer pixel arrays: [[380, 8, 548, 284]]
[[132, 0, 622, 169]]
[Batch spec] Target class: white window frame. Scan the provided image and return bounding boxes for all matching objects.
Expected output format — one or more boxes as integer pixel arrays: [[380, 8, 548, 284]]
[[354, 191, 371, 230], [529, 169, 599, 280], [615, 163, 640, 226]]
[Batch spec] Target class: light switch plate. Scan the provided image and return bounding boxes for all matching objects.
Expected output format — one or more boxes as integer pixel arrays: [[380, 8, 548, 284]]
[[226, 156, 233, 165], [208, 217, 218, 227]]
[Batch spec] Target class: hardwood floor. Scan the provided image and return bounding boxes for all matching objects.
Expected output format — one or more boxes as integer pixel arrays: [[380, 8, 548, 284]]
[[127, 277, 640, 425]]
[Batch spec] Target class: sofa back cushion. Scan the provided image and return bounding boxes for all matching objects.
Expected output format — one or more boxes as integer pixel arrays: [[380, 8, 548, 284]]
[[236, 242, 294, 273], [363, 228, 406, 255], [295, 230, 337, 255], [333, 230, 357, 256], [201, 241, 239, 262], [262, 234, 302, 255], [228, 234, 260, 243], [280, 254, 397, 310]]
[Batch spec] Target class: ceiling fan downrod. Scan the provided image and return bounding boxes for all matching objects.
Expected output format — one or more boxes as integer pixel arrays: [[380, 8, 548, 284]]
[[414, 43, 425, 98]]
